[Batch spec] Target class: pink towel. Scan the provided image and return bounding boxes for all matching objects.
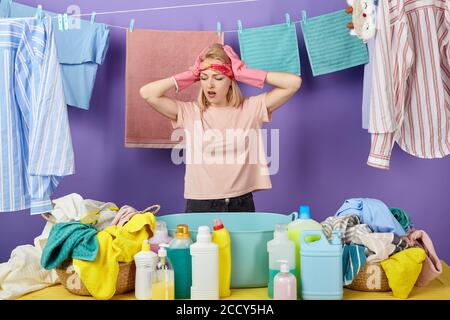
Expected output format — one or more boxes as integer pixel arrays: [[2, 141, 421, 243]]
[[402, 229, 443, 287], [125, 29, 223, 148]]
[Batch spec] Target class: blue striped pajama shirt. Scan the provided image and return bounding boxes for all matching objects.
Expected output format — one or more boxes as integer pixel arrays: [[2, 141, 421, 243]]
[[0, 16, 74, 214]]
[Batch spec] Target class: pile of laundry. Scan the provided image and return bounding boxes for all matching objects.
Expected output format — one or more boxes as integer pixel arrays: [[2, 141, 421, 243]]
[[0, 193, 157, 300], [321, 198, 443, 299]]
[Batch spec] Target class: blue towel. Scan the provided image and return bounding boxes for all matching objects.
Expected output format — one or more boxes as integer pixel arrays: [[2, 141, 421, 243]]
[[238, 22, 301, 75], [301, 10, 369, 76], [342, 244, 367, 285], [41, 221, 99, 270], [335, 198, 406, 236]]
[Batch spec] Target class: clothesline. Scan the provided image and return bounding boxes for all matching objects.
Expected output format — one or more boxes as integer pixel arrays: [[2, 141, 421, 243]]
[[0, 14, 305, 32]]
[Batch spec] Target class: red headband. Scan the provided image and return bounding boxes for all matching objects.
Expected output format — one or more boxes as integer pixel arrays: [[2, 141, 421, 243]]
[[199, 63, 235, 80]]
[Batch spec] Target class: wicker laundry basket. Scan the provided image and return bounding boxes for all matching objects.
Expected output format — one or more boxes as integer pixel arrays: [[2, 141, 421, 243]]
[[345, 262, 391, 292], [56, 259, 136, 296]]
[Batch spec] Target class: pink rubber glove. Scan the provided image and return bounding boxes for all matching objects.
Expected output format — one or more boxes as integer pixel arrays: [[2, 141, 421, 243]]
[[172, 47, 208, 92], [223, 45, 267, 88]]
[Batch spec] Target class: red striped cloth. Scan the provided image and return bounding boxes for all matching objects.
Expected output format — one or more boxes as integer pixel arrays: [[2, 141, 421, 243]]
[[368, 0, 450, 169]]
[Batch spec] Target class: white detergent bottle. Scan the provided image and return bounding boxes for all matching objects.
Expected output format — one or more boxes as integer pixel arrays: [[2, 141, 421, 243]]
[[190, 226, 219, 300], [149, 221, 172, 253], [134, 240, 158, 300], [287, 205, 323, 297], [267, 224, 295, 299]]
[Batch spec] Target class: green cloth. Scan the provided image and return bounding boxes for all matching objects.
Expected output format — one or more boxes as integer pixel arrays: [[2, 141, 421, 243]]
[[390, 208, 411, 232], [301, 9, 369, 76], [41, 221, 98, 270], [238, 21, 301, 75]]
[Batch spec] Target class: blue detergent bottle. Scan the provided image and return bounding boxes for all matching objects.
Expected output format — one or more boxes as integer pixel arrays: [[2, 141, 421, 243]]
[[300, 230, 343, 300]]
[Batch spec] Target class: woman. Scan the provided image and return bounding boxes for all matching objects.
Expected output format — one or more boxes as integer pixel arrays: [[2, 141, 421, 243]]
[[140, 44, 301, 213]]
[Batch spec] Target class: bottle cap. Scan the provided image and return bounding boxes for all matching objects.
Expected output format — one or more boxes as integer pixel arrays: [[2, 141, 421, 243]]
[[155, 221, 168, 233], [158, 243, 169, 257], [197, 226, 212, 242], [274, 224, 288, 240], [277, 259, 289, 273], [213, 218, 224, 231], [299, 205, 311, 219], [175, 224, 190, 239]]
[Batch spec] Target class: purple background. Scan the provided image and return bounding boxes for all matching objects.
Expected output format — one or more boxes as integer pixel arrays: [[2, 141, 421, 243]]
[[1, 0, 449, 263]]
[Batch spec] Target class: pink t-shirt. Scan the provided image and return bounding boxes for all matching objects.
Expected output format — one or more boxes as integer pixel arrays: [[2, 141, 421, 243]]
[[171, 93, 272, 200]]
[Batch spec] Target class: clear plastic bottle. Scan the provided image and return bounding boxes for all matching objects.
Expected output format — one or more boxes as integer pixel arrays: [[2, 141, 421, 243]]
[[274, 260, 297, 300], [287, 205, 322, 297], [168, 224, 193, 299], [134, 240, 158, 300], [211, 219, 231, 298], [152, 243, 174, 300], [267, 224, 295, 298], [149, 221, 172, 253], [190, 226, 219, 300]]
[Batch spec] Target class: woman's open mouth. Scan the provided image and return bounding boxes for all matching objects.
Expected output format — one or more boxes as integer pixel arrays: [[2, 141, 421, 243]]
[[207, 91, 216, 98]]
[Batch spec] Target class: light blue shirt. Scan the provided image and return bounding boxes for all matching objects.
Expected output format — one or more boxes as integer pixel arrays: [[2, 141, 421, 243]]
[[335, 198, 406, 236], [0, 1, 110, 110], [0, 16, 74, 214]]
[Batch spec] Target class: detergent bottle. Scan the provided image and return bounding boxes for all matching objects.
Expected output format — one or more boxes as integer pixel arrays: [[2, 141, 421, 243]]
[[211, 219, 231, 298], [300, 230, 343, 300], [190, 226, 219, 300], [152, 243, 174, 300], [167, 224, 192, 299], [287, 205, 322, 297], [149, 220, 172, 253], [134, 240, 158, 300], [267, 224, 295, 299], [273, 260, 297, 300]]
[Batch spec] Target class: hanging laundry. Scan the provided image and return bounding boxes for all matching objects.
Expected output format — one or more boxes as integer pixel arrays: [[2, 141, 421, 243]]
[[361, 0, 379, 130], [125, 29, 222, 148], [0, 1, 110, 110], [301, 9, 369, 76], [237, 20, 301, 75], [367, 0, 450, 169], [335, 198, 406, 236], [0, 17, 74, 214]]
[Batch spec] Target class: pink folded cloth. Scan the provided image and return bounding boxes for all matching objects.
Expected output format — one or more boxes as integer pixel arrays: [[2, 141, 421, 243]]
[[111, 205, 138, 227], [402, 229, 443, 286], [125, 29, 223, 148]]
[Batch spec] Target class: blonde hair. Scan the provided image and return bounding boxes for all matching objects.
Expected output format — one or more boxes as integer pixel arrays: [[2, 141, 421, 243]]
[[197, 43, 244, 111]]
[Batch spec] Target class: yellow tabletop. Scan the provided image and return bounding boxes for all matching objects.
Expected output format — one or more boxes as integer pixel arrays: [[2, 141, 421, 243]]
[[18, 261, 450, 300]]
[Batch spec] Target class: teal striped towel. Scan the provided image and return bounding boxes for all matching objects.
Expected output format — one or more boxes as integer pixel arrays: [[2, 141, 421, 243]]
[[301, 10, 369, 76], [238, 22, 301, 75]]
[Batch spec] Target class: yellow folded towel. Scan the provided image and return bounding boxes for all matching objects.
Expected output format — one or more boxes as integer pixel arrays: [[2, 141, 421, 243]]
[[73, 213, 156, 299], [380, 248, 426, 299]]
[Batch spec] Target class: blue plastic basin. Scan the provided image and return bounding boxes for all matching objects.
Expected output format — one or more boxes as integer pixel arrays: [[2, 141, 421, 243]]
[[157, 212, 297, 288]]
